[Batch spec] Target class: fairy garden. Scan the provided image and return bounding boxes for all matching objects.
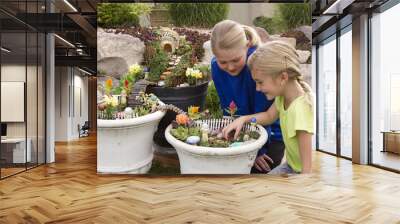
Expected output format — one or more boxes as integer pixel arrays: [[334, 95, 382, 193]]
[[97, 63, 163, 120], [168, 102, 261, 148], [96, 3, 310, 174], [142, 27, 211, 88]]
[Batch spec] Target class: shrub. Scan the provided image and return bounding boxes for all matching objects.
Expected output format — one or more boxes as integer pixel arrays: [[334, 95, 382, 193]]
[[114, 27, 159, 44], [253, 16, 285, 35], [278, 3, 311, 30], [146, 42, 169, 82], [167, 3, 229, 28], [205, 81, 223, 119], [173, 27, 210, 61], [97, 3, 152, 28]]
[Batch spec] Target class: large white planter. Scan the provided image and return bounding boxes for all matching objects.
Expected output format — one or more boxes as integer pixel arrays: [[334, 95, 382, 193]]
[[97, 107, 165, 174], [165, 119, 268, 174]]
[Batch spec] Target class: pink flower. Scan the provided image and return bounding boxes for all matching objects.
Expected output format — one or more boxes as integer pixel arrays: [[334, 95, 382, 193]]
[[229, 101, 237, 111], [225, 101, 238, 117]]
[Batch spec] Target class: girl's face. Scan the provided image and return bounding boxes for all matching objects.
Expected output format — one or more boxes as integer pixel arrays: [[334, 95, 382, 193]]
[[252, 69, 286, 100], [215, 48, 247, 76]]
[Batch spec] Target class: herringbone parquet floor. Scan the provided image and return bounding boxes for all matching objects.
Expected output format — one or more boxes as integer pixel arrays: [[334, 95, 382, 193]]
[[1, 135, 400, 224]]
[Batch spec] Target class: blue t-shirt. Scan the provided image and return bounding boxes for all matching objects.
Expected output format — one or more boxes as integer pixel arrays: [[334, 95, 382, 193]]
[[211, 47, 283, 154]]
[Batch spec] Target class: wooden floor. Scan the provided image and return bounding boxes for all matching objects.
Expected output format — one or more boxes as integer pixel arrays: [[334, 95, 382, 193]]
[[372, 150, 400, 171], [1, 167, 25, 178], [1, 135, 400, 223]]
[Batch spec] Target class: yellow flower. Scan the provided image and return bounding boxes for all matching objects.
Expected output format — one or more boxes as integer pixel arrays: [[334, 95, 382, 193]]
[[188, 106, 199, 114], [111, 95, 119, 107], [194, 71, 203, 79], [185, 68, 194, 77], [129, 64, 143, 75], [103, 95, 111, 104], [186, 68, 203, 79]]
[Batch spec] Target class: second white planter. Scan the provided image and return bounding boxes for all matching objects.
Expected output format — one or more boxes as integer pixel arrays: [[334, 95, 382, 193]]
[[165, 119, 268, 174], [97, 107, 165, 174]]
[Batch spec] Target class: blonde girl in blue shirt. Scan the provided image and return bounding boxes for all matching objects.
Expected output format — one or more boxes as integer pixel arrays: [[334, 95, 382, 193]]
[[223, 41, 315, 174], [210, 20, 285, 173]]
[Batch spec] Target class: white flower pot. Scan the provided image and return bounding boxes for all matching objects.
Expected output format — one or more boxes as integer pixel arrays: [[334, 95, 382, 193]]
[[165, 119, 268, 174], [97, 106, 165, 174]]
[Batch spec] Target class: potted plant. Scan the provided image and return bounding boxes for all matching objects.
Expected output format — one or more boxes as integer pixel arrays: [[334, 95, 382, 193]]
[[97, 64, 166, 174], [141, 28, 210, 151], [164, 105, 268, 174]]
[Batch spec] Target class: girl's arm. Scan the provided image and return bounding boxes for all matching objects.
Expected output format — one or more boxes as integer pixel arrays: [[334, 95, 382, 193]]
[[297, 130, 312, 173], [222, 103, 279, 140]]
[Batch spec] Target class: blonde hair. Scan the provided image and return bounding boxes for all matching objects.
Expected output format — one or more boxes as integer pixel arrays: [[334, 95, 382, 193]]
[[248, 41, 314, 107], [211, 20, 260, 54]]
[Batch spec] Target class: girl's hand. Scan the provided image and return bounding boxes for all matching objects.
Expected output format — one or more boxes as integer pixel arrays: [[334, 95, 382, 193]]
[[222, 116, 248, 140], [254, 154, 274, 172]]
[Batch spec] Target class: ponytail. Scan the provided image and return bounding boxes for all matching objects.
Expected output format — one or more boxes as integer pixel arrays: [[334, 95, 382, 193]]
[[211, 20, 261, 54], [242, 25, 260, 47], [296, 76, 314, 108]]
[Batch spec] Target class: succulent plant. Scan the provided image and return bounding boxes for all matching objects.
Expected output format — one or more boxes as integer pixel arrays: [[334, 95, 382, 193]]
[[188, 127, 201, 137], [171, 126, 189, 141], [249, 131, 260, 140], [209, 139, 230, 148]]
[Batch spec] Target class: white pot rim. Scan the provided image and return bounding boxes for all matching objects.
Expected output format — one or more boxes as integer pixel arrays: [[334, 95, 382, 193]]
[[165, 123, 268, 156], [98, 101, 165, 128]]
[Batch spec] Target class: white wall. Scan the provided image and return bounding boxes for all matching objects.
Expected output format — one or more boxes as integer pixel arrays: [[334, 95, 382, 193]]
[[55, 67, 89, 141], [55, 66, 69, 141], [228, 3, 277, 26]]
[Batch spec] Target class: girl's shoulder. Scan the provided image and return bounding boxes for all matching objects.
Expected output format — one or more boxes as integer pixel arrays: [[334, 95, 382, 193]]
[[289, 95, 313, 115], [274, 96, 284, 112]]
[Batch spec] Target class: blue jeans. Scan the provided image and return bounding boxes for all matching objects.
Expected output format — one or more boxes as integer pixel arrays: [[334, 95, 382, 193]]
[[268, 162, 299, 175]]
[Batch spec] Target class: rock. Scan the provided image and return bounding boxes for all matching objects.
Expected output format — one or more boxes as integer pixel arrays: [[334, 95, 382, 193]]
[[124, 107, 133, 113], [97, 29, 145, 77], [178, 83, 190, 87], [186, 136, 200, 145], [201, 40, 213, 65], [268, 36, 297, 49], [294, 25, 312, 41], [297, 50, 311, 64], [97, 57, 128, 78], [254, 27, 270, 43], [281, 30, 311, 51]]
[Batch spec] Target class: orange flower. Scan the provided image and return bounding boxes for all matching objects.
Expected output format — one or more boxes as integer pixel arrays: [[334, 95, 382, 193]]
[[124, 79, 129, 89], [105, 79, 113, 89], [176, 114, 189, 125]]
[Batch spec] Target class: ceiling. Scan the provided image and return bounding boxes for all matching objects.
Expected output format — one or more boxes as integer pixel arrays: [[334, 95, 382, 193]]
[[311, 0, 389, 43], [0, 0, 98, 73]]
